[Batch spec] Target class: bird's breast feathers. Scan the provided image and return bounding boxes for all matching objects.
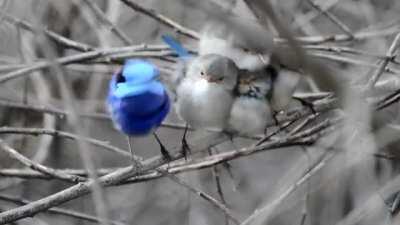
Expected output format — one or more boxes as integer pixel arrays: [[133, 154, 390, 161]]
[[176, 78, 233, 129]]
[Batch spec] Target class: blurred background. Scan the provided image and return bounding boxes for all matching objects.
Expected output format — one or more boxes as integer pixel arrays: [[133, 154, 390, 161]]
[[1, 0, 400, 225]]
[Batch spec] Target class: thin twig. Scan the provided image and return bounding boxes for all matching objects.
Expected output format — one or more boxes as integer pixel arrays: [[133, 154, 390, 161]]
[[208, 148, 229, 225], [276, 26, 400, 45], [375, 88, 400, 111], [366, 33, 400, 88], [0, 11, 94, 52], [304, 45, 399, 63], [0, 138, 85, 183], [0, 45, 171, 83], [119, 0, 199, 39], [309, 53, 400, 74], [241, 150, 337, 225], [81, 0, 133, 45], [306, 0, 354, 38], [156, 168, 240, 224], [0, 127, 133, 158], [0, 194, 127, 225], [292, 0, 342, 30]]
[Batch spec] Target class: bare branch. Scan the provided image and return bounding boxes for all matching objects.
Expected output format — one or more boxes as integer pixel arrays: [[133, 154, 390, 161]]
[[366, 33, 400, 88], [0, 127, 132, 158], [119, 0, 199, 39], [0, 194, 127, 225], [0, 138, 86, 183], [81, 0, 133, 45], [306, 0, 354, 38], [0, 45, 170, 83], [0, 11, 94, 52]]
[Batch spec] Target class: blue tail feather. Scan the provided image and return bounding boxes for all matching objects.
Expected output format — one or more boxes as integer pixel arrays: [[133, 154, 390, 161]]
[[162, 35, 191, 58]]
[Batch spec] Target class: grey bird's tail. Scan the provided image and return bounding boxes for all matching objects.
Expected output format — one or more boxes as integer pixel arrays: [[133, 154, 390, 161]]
[[162, 35, 192, 59]]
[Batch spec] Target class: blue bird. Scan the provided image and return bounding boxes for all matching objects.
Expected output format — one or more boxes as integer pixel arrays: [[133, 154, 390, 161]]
[[107, 59, 171, 163]]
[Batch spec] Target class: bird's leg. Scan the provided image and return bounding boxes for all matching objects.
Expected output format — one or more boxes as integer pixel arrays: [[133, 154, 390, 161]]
[[272, 110, 281, 126], [293, 97, 317, 114], [127, 136, 142, 172], [215, 148, 235, 181], [153, 132, 171, 161], [222, 130, 235, 143], [181, 123, 191, 160], [263, 125, 268, 136]]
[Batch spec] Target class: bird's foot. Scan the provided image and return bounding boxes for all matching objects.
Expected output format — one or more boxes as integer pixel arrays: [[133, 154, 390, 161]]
[[263, 125, 269, 136], [222, 130, 236, 142], [153, 132, 172, 161], [272, 111, 281, 126], [181, 137, 191, 160], [294, 97, 317, 114], [181, 123, 191, 160], [160, 144, 172, 161]]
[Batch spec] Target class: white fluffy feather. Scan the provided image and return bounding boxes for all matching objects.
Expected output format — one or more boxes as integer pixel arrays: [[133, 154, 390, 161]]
[[176, 78, 234, 129], [228, 97, 273, 135]]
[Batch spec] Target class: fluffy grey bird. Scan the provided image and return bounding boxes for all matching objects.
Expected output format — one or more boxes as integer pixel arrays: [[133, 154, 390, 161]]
[[228, 68, 274, 135], [176, 54, 239, 130]]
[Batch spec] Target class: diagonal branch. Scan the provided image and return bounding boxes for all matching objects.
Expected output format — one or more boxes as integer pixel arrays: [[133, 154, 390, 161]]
[[366, 33, 400, 89], [0, 138, 85, 183], [306, 0, 354, 38], [0, 11, 94, 52], [81, 0, 133, 45], [119, 0, 199, 39], [0, 127, 132, 158], [0, 194, 127, 225]]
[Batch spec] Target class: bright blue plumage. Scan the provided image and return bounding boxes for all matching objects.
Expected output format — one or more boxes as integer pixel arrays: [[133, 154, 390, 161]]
[[107, 59, 170, 136]]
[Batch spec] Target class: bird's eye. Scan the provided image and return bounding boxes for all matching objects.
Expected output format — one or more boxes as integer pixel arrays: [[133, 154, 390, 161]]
[[200, 71, 205, 76], [218, 77, 224, 81]]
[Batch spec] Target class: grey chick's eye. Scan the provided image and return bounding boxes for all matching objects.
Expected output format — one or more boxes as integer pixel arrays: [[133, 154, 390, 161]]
[[218, 77, 224, 81], [200, 71, 205, 76]]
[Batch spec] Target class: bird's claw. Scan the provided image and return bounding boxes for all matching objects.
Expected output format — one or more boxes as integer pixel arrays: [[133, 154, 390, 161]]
[[153, 132, 172, 161], [160, 145, 172, 161], [272, 111, 280, 126], [222, 130, 236, 142], [294, 97, 317, 114], [181, 138, 191, 160]]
